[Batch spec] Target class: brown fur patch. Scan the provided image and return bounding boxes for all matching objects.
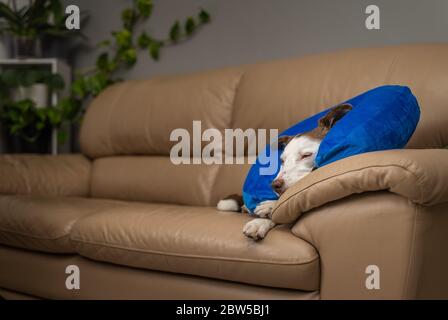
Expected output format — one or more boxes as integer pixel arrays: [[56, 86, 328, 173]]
[[306, 126, 328, 140], [277, 135, 294, 148], [306, 103, 353, 140]]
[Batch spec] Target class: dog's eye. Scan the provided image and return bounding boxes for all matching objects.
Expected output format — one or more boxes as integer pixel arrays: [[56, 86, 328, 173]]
[[300, 152, 313, 160]]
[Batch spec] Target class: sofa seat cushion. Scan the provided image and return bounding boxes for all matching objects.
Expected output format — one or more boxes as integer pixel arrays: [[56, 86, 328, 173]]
[[0, 196, 125, 253], [70, 203, 320, 291]]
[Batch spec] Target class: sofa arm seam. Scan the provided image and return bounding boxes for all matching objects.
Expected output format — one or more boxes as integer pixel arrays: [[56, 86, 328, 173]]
[[402, 203, 420, 299], [272, 163, 424, 220], [69, 237, 320, 266]]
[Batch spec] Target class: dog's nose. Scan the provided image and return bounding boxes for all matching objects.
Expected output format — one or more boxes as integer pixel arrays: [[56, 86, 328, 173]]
[[272, 179, 284, 194]]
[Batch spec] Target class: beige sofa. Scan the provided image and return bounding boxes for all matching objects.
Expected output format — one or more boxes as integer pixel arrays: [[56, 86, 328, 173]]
[[1, 44, 448, 300]]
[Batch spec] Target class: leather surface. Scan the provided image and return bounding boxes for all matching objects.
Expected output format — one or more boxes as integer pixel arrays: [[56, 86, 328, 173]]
[[91, 156, 250, 206], [81, 44, 448, 161], [233, 44, 448, 149], [415, 202, 448, 299], [210, 161, 251, 206], [0, 288, 39, 300], [272, 149, 448, 224], [0, 155, 91, 197], [70, 202, 320, 291], [80, 68, 243, 158], [0, 196, 125, 253], [0, 245, 320, 300], [292, 192, 448, 299], [91, 156, 220, 206]]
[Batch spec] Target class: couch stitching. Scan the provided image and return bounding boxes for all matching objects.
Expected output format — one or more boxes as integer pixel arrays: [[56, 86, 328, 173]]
[[69, 237, 320, 266], [209, 71, 246, 205], [272, 163, 426, 220], [228, 71, 246, 129], [0, 228, 69, 241], [384, 55, 399, 83], [0, 202, 127, 241], [107, 83, 128, 156], [402, 203, 420, 299]]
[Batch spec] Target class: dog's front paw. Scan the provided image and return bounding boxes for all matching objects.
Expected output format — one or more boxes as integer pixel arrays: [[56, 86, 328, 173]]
[[253, 200, 276, 218], [243, 218, 275, 241]]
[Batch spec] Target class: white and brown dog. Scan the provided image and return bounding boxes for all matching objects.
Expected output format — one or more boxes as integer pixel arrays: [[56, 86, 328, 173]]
[[217, 104, 352, 240]]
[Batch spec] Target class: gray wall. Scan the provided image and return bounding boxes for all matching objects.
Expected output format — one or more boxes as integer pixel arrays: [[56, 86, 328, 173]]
[[65, 0, 448, 79]]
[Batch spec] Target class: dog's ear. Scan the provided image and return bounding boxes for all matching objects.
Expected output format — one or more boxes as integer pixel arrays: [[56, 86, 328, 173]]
[[277, 135, 294, 149], [318, 103, 353, 130]]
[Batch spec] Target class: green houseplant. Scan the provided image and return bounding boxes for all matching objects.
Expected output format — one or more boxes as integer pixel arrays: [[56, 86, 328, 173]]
[[70, 1, 210, 101], [0, 0, 211, 153], [0, 68, 65, 153], [0, 0, 84, 57], [57, 1, 211, 149]]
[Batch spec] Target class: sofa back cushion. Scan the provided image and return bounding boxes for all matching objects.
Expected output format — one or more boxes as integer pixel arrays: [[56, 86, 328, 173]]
[[81, 44, 448, 205], [80, 68, 243, 158], [90, 156, 250, 206], [233, 44, 448, 151]]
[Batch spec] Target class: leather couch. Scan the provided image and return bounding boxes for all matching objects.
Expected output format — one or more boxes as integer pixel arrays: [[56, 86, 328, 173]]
[[1, 44, 447, 300]]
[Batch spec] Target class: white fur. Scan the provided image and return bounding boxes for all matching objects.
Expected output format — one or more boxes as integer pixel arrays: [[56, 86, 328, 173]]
[[238, 106, 351, 240], [243, 218, 276, 240], [217, 199, 240, 212], [274, 135, 321, 194], [242, 135, 322, 240], [217, 134, 323, 240], [253, 200, 277, 218]]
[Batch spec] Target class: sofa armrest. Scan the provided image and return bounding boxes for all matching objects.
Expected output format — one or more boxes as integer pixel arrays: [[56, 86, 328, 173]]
[[271, 149, 448, 224], [291, 192, 448, 299], [0, 154, 91, 197]]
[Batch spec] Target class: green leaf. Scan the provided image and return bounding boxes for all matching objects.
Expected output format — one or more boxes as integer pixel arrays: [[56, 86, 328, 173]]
[[98, 40, 111, 48], [137, 0, 153, 18], [199, 9, 210, 24], [121, 8, 136, 30], [48, 0, 64, 22], [57, 129, 68, 144], [8, 109, 20, 122], [57, 97, 82, 120], [17, 99, 34, 113], [48, 74, 65, 90], [85, 73, 110, 97], [36, 121, 46, 130], [96, 52, 110, 71], [149, 41, 161, 61], [0, 3, 20, 25], [46, 107, 62, 126], [185, 17, 196, 36], [137, 31, 151, 49], [36, 108, 47, 121], [123, 48, 137, 66], [10, 124, 22, 135], [113, 29, 132, 48], [23, 70, 41, 86], [1, 69, 20, 87], [71, 77, 87, 99], [169, 21, 180, 42]]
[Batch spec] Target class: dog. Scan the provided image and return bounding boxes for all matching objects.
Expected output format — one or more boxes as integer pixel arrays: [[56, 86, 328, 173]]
[[217, 103, 352, 240]]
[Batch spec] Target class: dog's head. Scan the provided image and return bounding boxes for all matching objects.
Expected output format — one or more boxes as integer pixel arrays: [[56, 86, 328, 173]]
[[272, 104, 352, 195]]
